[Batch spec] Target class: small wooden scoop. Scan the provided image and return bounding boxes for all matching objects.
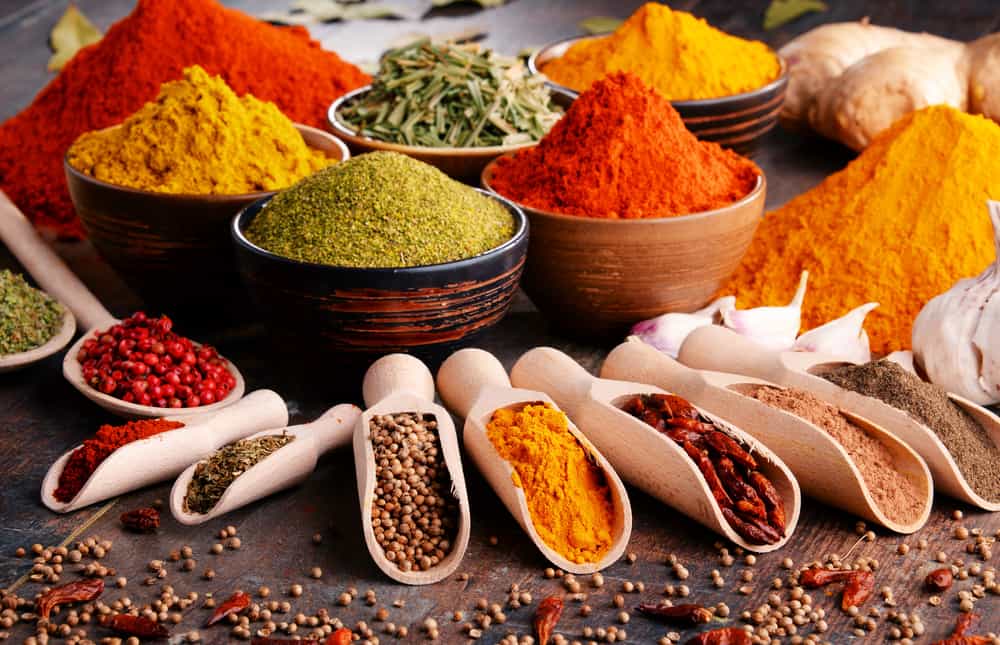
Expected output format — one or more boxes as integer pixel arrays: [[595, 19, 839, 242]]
[[511, 347, 800, 552], [602, 339, 933, 533], [679, 325, 1000, 511], [354, 354, 471, 585], [171, 402, 361, 525], [436, 348, 632, 573], [42, 389, 288, 513]]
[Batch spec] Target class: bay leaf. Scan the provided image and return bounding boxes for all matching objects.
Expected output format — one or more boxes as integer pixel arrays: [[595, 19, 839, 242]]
[[47, 4, 102, 72], [763, 0, 828, 30], [578, 16, 623, 35]]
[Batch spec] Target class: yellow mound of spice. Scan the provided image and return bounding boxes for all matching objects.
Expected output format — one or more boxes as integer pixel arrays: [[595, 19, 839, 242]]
[[542, 3, 780, 101], [67, 65, 330, 194], [486, 403, 614, 564]]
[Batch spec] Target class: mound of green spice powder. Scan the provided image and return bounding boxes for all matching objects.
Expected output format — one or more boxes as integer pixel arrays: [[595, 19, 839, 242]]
[[245, 152, 515, 268], [0, 270, 64, 356]]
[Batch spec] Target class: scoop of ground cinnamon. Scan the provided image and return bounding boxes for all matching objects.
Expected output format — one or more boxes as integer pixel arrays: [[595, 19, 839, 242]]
[[739, 384, 924, 524]]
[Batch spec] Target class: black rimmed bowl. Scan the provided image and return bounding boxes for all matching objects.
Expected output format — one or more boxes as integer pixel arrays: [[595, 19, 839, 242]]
[[528, 35, 788, 155], [231, 189, 528, 357]]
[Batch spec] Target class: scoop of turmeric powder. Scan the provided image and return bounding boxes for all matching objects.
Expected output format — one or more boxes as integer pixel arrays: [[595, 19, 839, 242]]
[[67, 65, 330, 195]]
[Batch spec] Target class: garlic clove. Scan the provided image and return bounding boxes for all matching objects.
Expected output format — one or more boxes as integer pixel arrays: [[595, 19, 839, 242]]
[[972, 287, 1000, 401], [631, 296, 735, 358], [793, 302, 878, 364], [885, 350, 918, 376], [723, 271, 808, 351]]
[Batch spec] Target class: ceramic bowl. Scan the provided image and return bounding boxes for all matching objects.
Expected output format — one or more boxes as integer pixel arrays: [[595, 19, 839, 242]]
[[231, 189, 528, 357], [528, 35, 788, 155], [326, 86, 574, 183], [65, 125, 349, 310], [482, 158, 765, 340]]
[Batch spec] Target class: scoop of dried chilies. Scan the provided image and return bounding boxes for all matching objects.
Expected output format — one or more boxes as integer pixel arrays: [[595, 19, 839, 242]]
[[686, 627, 752, 645], [533, 596, 564, 645], [35, 578, 104, 619], [103, 614, 169, 639], [120, 507, 160, 532], [799, 567, 875, 610], [636, 603, 711, 625], [620, 393, 786, 545], [206, 590, 251, 626]]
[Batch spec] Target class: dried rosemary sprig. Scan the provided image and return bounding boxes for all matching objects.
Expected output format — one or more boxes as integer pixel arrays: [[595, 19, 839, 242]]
[[184, 433, 294, 514], [337, 39, 563, 148]]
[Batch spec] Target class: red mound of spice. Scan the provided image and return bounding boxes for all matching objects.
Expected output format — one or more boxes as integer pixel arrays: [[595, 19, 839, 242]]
[[55, 418, 185, 502], [0, 0, 369, 238], [488, 72, 760, 219]]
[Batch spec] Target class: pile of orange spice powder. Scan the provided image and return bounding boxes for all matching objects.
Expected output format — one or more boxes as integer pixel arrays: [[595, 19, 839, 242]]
[[488, 72, 760, 219]]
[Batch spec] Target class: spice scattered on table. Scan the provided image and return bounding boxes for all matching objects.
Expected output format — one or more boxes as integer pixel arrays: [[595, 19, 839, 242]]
[[0, 0, 368, 238], [725, 105, 1000, 353], [338, 40, 562, 148], [368, 412, 460, 573], [821, 360, 1000, 502], [486, 403, 615, 564], [738, 384, 925, 524], [541, 3, 780, 100], [487, 73, 760, 219], [76, 311, 236, 408], [0, 269, 64, 357], [620, 394, 785, 544], [54, 419, 186, 503], [184, 434, 295, 514], [67, 66, 331, 195], [245, 151, 514, 268]]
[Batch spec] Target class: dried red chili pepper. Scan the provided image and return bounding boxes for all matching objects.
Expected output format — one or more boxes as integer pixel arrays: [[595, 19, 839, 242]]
[[533, 596, 564, 645], [716, 457, 766, 520], [636, 603, 711, 625], [325, 628, 354, 645], [665, 427, 708, 447], [120, 507, 160, 532], [682, 441, 732, 507], [799, 568, 856, 588], [35, 578, 104, 618], [206, 591, 251, 626], [931, 614, 992, 645], [252, 639, 322, 645], [748, 471, 785, 534], [667, 417, 716, 433], [841, 570, 875, 610], [954, 613, 978, 637], [705, 431, 757, 470], [721, 507, 781, 545], [648, 393, 699, 419], [103, 614, 169, 639], [686, 627, 752, 645], [925, 567, 954, 592]]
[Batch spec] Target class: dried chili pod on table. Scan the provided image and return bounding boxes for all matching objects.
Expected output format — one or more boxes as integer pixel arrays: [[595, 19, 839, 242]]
[[35, 578, 104, 619], [841, 570, 875, 610], [931, 613, 992, 645], [799, 567, 856, 588], [636, 603, 711, 625], [533, 596, 564, 645], [103, 614, 169, 639], [206, 590, 251, 626], [686, 627, 752, 645], [120, 506, 160, 532]]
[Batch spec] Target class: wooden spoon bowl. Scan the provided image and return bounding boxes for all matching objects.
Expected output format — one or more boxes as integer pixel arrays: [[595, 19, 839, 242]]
[[0, 308, 75, 373]]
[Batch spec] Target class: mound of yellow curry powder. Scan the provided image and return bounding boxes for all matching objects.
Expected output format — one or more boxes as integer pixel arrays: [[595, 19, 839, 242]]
[[486, 403, 614, 564], [67, 65, 330, 194], [725, 105, 1000, 354], [542, 3, 780, 100]]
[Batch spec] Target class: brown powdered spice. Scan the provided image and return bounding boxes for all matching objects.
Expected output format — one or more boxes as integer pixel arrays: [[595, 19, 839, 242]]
[[739, 384, 924, 524]]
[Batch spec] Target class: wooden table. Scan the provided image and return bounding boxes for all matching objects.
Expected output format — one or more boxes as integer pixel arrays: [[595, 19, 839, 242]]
[[2, 2, 999, 643]]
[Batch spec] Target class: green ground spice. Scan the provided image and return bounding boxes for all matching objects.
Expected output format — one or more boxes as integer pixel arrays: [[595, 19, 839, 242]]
[[0, 270, 64, 356], [184, 433, 294, 514], [245, 151, 515, 268]]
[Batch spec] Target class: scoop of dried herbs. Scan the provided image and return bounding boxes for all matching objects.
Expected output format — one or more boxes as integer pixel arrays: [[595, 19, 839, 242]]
[[184, 434, 295, 514], [0, 270, 64, 356], [337, 39, 562, 148]]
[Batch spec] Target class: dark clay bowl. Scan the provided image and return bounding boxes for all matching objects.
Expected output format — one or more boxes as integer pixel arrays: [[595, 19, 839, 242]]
[[65, 124, 349, 311], [231, 189, 528, 357], [529, 35, 788, 156]]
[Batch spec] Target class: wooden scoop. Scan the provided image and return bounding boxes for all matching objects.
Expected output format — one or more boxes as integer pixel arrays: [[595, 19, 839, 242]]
[[0, 190, 245, 417], [436, 348, 632, 573], [354, 354, 471, 585], [171, 402, 361, 525], [42, 389, 288, 513], [510, 347, 800, 552], [602, 339, 933, 533], [679, 325, 1000, 511]]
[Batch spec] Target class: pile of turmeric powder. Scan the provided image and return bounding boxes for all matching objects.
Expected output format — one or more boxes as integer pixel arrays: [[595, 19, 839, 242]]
[[67, 65, 331, 194], [725, 105, 1000, 354], [486, 403, 614, 564], [542, 3, 780, 100]]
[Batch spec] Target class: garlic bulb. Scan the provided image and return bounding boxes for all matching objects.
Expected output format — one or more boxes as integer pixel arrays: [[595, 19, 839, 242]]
[[723, 271, 809, 351], [630, 296, 735, 358], [912, 201, 1000, 405], [793, 302, 878, 364]]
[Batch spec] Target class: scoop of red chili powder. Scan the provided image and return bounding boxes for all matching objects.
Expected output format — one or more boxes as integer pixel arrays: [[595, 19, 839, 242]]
[[488, 72, 760, 219], [54, 419, 185, 503], [0, 0, 369, 238]]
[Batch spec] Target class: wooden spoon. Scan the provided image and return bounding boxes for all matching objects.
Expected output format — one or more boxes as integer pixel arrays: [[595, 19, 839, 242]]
[[436, 348, 632, 573], [601, 339, 933, 533], [678, 325, 1000, 511], [41, 389, 287, 513], [354, 353, 471, 585], [510, 347, 800, 552], [0, 190, 246, 417], [171, 402, 361, 525]]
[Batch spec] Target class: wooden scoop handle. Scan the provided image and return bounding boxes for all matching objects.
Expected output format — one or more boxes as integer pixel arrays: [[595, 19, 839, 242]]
[[510, 347, 593, 417], [195, 389, 289, 447], [602, 338, 704, 390], [437, 348, 510, 418], [0, 190, 115, 330], [362, 354, 435, 408], [678, 325, 783, 380], [301, 403, 362, 454]]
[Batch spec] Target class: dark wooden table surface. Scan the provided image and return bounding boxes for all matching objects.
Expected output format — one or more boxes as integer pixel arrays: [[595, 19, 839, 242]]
[[3, 1, 1000, 643]]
